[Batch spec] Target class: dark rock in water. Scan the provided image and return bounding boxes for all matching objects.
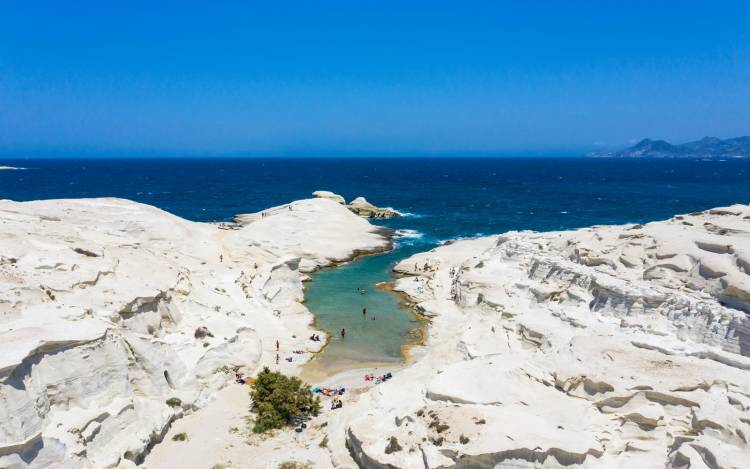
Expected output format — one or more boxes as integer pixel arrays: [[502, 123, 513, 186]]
[[587, 136, 750, 159], [347, 196, 400, 219]]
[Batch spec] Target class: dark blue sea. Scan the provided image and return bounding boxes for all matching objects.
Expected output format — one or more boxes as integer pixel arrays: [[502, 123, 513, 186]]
[[3, 157, 749, 236], [3, 157, 749, 370]]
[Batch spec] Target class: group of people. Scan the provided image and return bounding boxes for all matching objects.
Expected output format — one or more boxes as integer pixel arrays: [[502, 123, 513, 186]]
[[362, 307, 376, 321], [311, 385, 346, 410], [312, 331, 352, 341], [313, 386, 345, 397], [364, 372, 393, 384], [259, 205, 293, 220]]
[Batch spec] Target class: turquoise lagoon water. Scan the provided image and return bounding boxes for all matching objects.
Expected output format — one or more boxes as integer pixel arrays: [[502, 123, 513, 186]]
[[303, 242, 425, 374], [3, 157, 750, 373]]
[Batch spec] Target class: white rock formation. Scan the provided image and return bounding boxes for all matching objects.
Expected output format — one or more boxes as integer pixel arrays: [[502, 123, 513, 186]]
[[313, 190, 346, 205], [338, 204, 750, 468], [0, 197, 389, 468]]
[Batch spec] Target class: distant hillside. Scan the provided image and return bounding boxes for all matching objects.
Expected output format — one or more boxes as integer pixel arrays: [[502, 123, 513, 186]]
[[588, 136, 750, 159]]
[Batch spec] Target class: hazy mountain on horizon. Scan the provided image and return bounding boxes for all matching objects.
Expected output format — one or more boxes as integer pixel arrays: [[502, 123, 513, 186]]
[[588, 136, 750, 159]]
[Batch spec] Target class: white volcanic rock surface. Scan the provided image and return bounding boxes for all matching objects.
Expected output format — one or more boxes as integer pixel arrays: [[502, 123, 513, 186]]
[[311, 191, 401, 219], [339, 205, 750, 469], [4, 195, 750, 469], [312, 190, 346, 205], [0, 197, 389, 468]]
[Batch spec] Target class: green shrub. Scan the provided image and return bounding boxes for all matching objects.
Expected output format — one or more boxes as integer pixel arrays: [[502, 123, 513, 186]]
[[278, 463, 312, 469], [249, 367, 320, 433], [165, 397, 182, 408], [172, 432, 188, 442]]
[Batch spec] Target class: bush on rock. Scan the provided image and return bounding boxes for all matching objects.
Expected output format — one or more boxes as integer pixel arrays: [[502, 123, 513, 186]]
[[165, 397, 182, 408], [249, 367, 320, 433]]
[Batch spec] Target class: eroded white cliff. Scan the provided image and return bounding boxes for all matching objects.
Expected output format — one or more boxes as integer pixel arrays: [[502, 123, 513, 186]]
[[341, 205, 750, 468], [0, 197, 389, 468]]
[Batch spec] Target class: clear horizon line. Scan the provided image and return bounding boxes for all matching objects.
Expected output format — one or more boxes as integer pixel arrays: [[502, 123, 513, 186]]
[[0, 151, 594, 160]]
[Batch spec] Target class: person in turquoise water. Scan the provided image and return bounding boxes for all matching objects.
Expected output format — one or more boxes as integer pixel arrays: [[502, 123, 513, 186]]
[[341, 328, 346, 339], [362, 307, 367, 318]]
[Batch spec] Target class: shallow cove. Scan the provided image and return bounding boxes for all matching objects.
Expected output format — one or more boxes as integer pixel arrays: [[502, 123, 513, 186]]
[[301, 243, 423, 378]]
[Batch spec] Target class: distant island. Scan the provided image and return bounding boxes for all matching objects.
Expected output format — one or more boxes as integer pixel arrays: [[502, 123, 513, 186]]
[[588, 136, 750, 159]]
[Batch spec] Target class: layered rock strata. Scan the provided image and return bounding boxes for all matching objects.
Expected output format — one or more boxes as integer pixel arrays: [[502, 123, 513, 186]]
[[340, 204, 750, 468]]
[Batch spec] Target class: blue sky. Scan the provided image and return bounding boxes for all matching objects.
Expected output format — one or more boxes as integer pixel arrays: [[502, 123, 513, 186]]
[[1, 1, 749, 157]]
